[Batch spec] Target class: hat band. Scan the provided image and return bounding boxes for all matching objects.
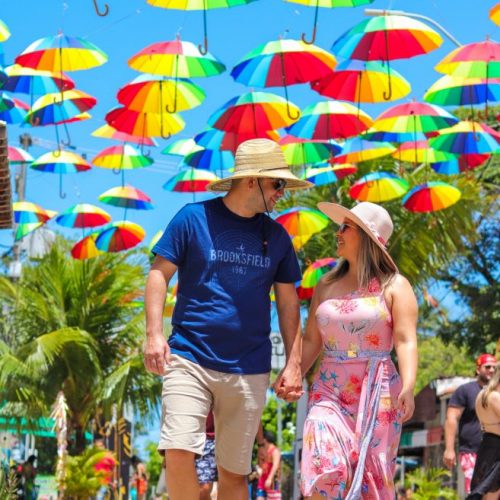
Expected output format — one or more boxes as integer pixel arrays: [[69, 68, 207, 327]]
[[365, 220, 387, 247]]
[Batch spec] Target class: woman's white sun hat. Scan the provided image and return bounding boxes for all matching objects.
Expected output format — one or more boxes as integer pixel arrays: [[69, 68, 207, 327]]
[[207, 138, 313, 192], [318, 201, 397, 269]]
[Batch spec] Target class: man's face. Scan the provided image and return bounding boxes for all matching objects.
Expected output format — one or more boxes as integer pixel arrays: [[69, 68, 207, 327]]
[[255, 177, 287, 212], [477, 362, 497, 384]]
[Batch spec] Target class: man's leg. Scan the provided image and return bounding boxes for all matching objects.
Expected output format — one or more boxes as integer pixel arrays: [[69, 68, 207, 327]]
[[199, 481, 213, 500], [217, 465, 248, 500], [165, 449, 199, 500]]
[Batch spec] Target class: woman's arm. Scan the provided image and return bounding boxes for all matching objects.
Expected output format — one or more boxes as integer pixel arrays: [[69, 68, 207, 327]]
[[265, 447, 281, 488], [390, 274, 418, 422]]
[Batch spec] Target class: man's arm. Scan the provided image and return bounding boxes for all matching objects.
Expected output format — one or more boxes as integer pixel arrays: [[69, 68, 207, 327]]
[[443, 406, 464, 469], [272, 281, 303, 402], [143, 255, 178, 375]]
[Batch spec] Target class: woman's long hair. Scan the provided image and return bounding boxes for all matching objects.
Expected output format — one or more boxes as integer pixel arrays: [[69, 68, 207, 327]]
[[324, 225, 398, 290], [480, 364, 500, 409]]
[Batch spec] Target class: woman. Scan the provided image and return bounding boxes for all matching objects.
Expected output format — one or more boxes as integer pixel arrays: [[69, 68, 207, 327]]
[[467, 363, 500, 499], [131, 455, 148, 500], [256, 430, 281, 500], [300, 201, 418, 500]]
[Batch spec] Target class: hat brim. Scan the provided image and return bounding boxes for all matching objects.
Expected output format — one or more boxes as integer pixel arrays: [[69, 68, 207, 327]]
[[207, 168, 313, 192], [317, 202, 398, 270]]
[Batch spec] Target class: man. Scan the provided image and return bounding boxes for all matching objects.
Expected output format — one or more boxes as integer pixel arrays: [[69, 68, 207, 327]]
[[443, 353, 498, 494], [144, 138, 311, 500]]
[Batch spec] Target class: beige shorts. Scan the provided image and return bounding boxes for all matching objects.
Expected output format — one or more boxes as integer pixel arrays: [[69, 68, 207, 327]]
[[159, 354, 270, 475]]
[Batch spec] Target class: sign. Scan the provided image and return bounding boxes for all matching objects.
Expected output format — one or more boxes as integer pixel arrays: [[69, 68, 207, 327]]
[[270, 331, 286, 370]]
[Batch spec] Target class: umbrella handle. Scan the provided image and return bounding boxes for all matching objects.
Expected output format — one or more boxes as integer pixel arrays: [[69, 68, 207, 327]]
[[198, 37, 209, 56], [301, 0, 319, 44], [286, 100, 300, 121], [60, 121, 72, 147], [59, 172, 67, 199], [93, 0, 109, 16], [382, 32, 392, 100], [198, 5, 209, 55]]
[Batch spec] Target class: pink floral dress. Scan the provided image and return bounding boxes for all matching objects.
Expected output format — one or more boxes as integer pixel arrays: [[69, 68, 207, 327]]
[[301, 279, 403, 499]]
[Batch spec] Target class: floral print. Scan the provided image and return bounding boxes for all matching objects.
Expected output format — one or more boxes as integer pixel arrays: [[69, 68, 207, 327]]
[[301, 280, 403, 499]]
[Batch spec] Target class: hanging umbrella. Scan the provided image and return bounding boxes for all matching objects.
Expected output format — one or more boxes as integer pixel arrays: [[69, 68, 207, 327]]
[[117, 74, 205, 113], [0, 67, 7, 88], [4, 65, 75, 95], [275, 207, 329, 249], [333, 137, 396, 164], [194, 127, 280, 153], [297, 257, 337, 299], [91, 124, 158, 147], [92, 145, 154, 170], [98, 185, 154, 210], [280, 136, 340, 166], [0, 92, 17, 112], [147, 0, 258, 54], [330, 163, 357, 179], [302, 165, 339, 186], [183, 148, 235, 172], [162, 138, 203, 156], [311, 60, 411, 103], [0, 18, 10, 42], [13, 201, 57, 224], [490, 3, 500, 26], [349, 171, 409, 202], [0, 96, 29, 124], [392, 140, 456, 164], [430, 153, 490, 175], [231, 38, 336, 118], [402, 182, 461, 212], [30, 150, 91, 198], [163, 168, 219, 192], [283, 0, 374, 44], [94, 221, 146, 253], [56, 203, 111, 229], [14, 222, 45, 241], [429, 121, 500, 156], [286, 100, 373, 140], [332, 14, 442, 100], [362, 128, 427, 143], [71, 234, 102, 260], [8, 146, 34, 164], [207, 91, 300, 134], [148, 230, 163, 252]]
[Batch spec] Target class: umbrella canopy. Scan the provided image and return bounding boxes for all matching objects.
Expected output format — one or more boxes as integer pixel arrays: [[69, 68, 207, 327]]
[[117, 74, 205, 113], [71, 234, 102, 260], [431, 153, 490, 175], [193, 127, 280, 153], [7, 146, 34, 164], [392, 140, 456, 164], [0, 19, 10, 42], [3, 65, 75, 95], [15, 33, 108, 72], [297, 257, 337, 299], [333, 137, 396, 163], [91, 124, 159, 146], [330, 163, 358, 179], [30, 150, 91, 173], [183, 148, 235, 171], [163, 168, 219, 192], [302, 165, 339, 186], [99, 185, 154, 210], [94, 221, 145, 253], [362, 128, 427, 143], [56, 203, 111, 229], [490, 3, 500, 26], [0, 92, 16, 112], [286, 100, 373, 140], [275, 206, 329, 239], [280, 136, 340, 166], [311, 60, 411, 103], [207, 91, 300, 134], [13, 201, 56, 224], [403, 181, 461, 212], [424, 75, 500, 106], [15, 222, 45, 241], [105, 106, 185, 139], [162, 138, 203, 156], [0, 96, 29, 124], [92, 144, 154, 170], [349, 171, 409, 202], [0, 67, 7, 88]]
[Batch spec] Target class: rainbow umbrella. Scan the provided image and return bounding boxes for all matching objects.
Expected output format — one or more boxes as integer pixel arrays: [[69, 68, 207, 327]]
[[333, 137, 395, 164], [162, 138, 203, 156], [429, 121, 500, 156], [92, 145, 154, 170], [392, 140, 456, 164], [330, 163, 358, 179], [163, 167, 219, 192], [8, 146, 34, 164], [302, 165, 339, 186], [99, 185, 154, 210], [0, 96, 29, 124], [332, 14, 442, 100], [183, 147, 235, 172], [431, 153, 490, 175], [362, 128, 427, 143], [105, 106, 185, 140], [91, 124, 158, 147], [71, 234, 102, 260], [117, 74, 205, 114], [280, 136, 340, 166], [311, 60, 411, 103], [56, 204, 111, 229], [490, 3, 500, 26], [207, 91, 300, 134], [94, 221, 146, 253], [286, 100, 373, 140], [0, 18, 10, 42], [284, 0, 374, 45], [148, 230, 163, 252], [0, 67, 7, 88], [194, 128, 280, 153], [15, 222, 45, 242], [0, 92, 17, 112], [4, 65, 75, 95], [30, 150, 91, 198], [349, 171, 409, 202], [147, 0, 257, 54], [424, 75, 500, 106], [297, 257, 337, 299], [403, 182, 461, 212], [13, 201, 57, 224]]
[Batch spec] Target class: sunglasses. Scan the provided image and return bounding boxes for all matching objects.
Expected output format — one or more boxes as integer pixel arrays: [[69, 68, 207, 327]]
[[338, 223, 355, 234], [271, 178, 287, 191], [483, 365, 497, 370]]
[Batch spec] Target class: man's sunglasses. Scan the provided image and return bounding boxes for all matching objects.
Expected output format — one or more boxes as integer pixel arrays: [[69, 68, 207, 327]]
[[271, 178, 287, 191], [338, 223, 355, 234]]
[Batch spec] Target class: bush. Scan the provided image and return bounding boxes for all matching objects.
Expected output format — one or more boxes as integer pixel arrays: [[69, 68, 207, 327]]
[[405, 467, 459, 500]]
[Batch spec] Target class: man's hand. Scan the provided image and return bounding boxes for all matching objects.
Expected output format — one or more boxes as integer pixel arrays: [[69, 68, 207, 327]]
[[143, 334, 171, 375], [443, 448, 456, 469], [273, 362, 303, 402]]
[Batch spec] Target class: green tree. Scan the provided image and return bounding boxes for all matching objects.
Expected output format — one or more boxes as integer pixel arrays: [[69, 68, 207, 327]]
[[144, 441, 164, 491], [260, 396, 296, 452]]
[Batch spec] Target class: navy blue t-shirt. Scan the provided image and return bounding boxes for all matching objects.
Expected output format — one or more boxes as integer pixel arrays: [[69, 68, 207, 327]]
[[152, 197, 301, 374]]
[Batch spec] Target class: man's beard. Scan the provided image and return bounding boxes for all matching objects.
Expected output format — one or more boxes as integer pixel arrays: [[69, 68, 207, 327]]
[[479, 372, 492, 385]]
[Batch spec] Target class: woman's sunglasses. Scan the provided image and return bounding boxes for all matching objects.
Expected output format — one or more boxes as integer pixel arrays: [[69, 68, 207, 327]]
[[271, 178, 287, 191], [338, 223, 355, 234]]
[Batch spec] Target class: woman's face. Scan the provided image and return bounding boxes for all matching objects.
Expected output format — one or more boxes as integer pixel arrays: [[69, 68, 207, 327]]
[[336, 218, 361, 258]]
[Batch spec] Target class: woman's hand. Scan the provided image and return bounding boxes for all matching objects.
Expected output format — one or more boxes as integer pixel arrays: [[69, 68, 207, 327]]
[[398, 386, 415, 422], [264, 477, 273, 489]]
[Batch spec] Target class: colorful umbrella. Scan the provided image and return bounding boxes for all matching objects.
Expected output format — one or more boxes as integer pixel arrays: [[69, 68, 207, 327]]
[[147, 0, 257, 54], [207, 91, 300, 134], [333, 137, 396, 164], [56, 204, 111, 229], [71, 234, 102, 260], [183, 148, 235, 172], [490, 3, 500, 26], [92, 145, 154, 170], [7, 146, 34, 164], [392, 140, 456, 164], [286, 100, 372, 140], [302, 165, 339, 186], [330, 163, 357, 179], [3, 65, 75, 95], [0, 92, 18, 112], [163, 168, 219, 193], [402, 182, 461, 212], [15, 222, 45, 242], [98, 185, 154, 210], [94, 221, 145, 253], [105, 106, 185, 140], [91, 124, 158, 147], [311, 60, 411, 103], [162, 138, 203, 156], [193, 128, 280, 153], [0, 18, 11, 42], [0, 96, 29, 124], [0, 67, 7, 88], [362, 128, 427, 143], [117, 74, 205, 114], [297, 257, 337, 299], [349, 171, 409, 202], [148, 230, 163, 252], [13, 201, 56, 224], [280, 136, 340, 166], [283, 0, 374, 44], [332, 14, 442, 100], [430, 153, 490, 175]]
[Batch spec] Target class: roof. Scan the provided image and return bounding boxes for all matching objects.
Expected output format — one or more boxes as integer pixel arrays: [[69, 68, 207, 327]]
[[0, 121, 12, 229]]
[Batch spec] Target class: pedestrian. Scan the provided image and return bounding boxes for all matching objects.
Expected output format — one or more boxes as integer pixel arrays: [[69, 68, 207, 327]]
[[196, 410, 217, 500], [256, 430, 281, 500], [443, 353, 497, 494], [300, 201, 418, 499], [21, 455, 37, 500], [467, 361, 500, 500], [143, 138, 311, 500], [130, 455, 148, 500]]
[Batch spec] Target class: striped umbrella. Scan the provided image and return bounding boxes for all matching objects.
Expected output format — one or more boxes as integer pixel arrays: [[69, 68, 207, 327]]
[[94, 221, 145, 253], [13, 201, 57, 224], [430, 153, 490, 175], [162, 138, 203, 156], [280, 136, 340, 166], [362, 128, 427, 143], [91, 124, 158, 147], [4, 65, 75, 95], [183, 147, 235, 172], [8, 146, 34, 164], [0, 96, 29, 124], [403, 182, 461, 212], [0, 18, 10, 42], [15, 222, 45, 242], [330, 163, 358, 179], [193, 128, 280, 153], [163, 167, 219, 194], [333, 137, 396, 164], [302, 165, 339, 186], [392, 140, 456, 164], [349, 171, 409, 202], [99, 185, 154, 210], [490, 3, 500, 26], [297, 257, 337, 299], [0, 67, 7, 88], [56, 204, 111, 229], [71, 234, 102, 260]]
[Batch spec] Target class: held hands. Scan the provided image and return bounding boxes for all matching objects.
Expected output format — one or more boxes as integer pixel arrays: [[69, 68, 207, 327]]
[[398, 386, 415, 423], [272, 362, 304, 402], [143, 334, 171, 375]]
